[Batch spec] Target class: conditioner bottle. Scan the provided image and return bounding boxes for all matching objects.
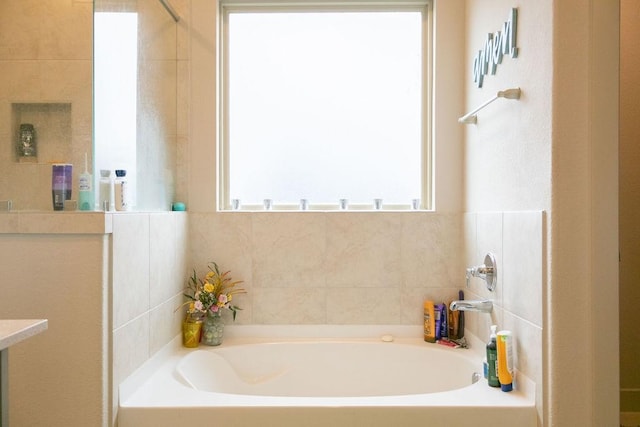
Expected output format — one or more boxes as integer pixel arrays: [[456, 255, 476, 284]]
[[497, 330, 514, 392], [486, 325, 500, 387], [423, 300, 436, 343]]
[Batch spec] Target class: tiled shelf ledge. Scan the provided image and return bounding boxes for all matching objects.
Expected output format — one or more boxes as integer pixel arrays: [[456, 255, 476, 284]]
[[0, 211, 113, 234]]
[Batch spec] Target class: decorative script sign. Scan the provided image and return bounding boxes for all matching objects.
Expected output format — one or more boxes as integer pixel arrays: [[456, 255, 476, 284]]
[[473, 8, 518, 88]]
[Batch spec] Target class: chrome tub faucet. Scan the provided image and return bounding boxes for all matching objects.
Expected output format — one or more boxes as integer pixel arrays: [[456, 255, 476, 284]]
[[449, 300, 493, 313]]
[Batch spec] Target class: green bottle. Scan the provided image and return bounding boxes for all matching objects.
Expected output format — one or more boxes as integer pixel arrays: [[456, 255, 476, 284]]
[[487, 325, 500, 387]]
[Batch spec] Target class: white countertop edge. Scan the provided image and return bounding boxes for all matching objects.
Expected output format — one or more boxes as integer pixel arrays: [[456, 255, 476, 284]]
[[0, 319, 48, 351]]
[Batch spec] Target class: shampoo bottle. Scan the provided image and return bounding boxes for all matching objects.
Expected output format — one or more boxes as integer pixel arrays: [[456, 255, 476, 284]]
[[423, 300, 436, 343], [434, 303, 443, 340], [78, 153, 93, 211], [99, 170, 112, 211], [486, 325, 500, 387], [52, 164, 72, 211], [439, 303, 448, 339], [497, 330, 514, 392], [114, 169, 128, 211]]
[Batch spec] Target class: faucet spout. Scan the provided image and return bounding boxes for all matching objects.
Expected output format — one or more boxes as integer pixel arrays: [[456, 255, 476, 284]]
[[449, 300, 493, 313]]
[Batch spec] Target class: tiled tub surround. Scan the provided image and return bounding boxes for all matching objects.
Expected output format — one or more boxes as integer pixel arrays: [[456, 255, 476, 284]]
[[463, 211, 544, 423], [187, 209, 543, 422], [111, 212, 189, 425], [188, 212, 464, 326], [0, 208, 542, 426]]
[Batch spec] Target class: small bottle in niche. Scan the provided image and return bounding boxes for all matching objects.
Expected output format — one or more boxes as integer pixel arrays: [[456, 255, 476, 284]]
[[18, 123, 37, 157], [114, 169, 128, 211]]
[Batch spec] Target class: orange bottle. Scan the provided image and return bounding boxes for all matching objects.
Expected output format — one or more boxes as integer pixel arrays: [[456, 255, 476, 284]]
[[423, 300, 436, 343]]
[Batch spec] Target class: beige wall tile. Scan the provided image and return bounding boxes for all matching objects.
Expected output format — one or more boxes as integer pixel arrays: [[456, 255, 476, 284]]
[[400, 287, 461, 325], [252, 287, 326, 324], [325, 213, 402, 288], [113, 213, 151, 328], [503, 211, 543, 327], [472, 212, 503, 302], [149, 294, 184, 355], [327, 287, 402, 324], [401, 213, 462, 288], [188, 212, 253, 286], [113, 313, 150, 410], [252, 213, 326, 288], [150, 213, 179, 307]]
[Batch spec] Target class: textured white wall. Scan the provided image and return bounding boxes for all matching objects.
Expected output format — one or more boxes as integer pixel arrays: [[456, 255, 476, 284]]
[[463, 1, 552, 213]]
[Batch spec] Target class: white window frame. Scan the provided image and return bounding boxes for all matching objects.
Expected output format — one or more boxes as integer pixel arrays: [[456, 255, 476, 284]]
[[218, 0, 433, 211]]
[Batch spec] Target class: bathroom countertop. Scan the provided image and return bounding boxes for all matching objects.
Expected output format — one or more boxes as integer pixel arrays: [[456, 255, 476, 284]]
[[0, 319, 48, 351], [0, 210, 186, 235], [0, 211, 113, 234], [1, 319, 48, 426]]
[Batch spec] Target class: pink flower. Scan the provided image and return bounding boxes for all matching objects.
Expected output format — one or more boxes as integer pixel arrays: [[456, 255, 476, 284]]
[[210, 305, 220, 313], [218, 294, 228, 304], [194, 301, 204, 311]]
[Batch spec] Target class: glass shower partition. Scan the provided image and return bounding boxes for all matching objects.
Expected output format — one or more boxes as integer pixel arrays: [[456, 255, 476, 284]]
[[94, 0, 181, 211]]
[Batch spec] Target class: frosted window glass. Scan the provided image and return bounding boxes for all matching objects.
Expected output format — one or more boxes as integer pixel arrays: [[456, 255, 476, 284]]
[[226, 11, 424, 207]]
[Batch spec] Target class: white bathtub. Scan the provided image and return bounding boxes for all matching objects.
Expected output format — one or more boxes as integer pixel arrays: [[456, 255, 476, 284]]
[[118, 326, 536, 427]]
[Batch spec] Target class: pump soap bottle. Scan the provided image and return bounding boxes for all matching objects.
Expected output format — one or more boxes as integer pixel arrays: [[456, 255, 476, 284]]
[[486, 325, 500, 387], [78, 153, 93, 211]]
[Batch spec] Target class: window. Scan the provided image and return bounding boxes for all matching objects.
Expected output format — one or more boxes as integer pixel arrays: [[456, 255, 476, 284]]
[[219, 1, 431, 210]]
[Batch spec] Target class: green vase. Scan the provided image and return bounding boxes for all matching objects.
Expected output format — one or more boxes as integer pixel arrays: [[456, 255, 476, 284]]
[[201, 311, 225, 346]]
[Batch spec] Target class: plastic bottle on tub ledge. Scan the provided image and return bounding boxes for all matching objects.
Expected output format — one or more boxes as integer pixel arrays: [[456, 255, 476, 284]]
[[497, 330, 514, 392], [423, 300, 436, 343], [486, 325, 500, 387], [114, 169, 128, 211]]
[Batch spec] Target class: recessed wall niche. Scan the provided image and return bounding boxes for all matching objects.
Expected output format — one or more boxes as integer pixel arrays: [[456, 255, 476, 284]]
[[11, 102, 72, 163]]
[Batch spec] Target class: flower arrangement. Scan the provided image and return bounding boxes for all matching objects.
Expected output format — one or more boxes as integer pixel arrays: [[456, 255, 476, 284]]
[[181, 262, 246, 321]]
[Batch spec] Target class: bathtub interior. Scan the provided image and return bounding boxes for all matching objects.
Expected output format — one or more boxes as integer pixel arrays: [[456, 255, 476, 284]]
[[176, 341, 479, 397], [118, 325, 537, 427]]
